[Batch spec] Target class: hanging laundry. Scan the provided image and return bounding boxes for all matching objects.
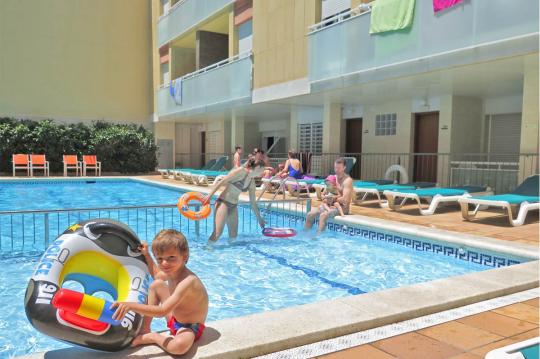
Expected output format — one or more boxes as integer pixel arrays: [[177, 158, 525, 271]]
[[369, 0, 416, 34], [169, 78, 182, 105], [433, 0, 463, 13]]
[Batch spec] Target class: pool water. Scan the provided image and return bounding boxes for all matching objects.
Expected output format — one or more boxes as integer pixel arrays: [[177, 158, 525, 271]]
[[0, 179, 180, 211], [0, 179, 506, 358]]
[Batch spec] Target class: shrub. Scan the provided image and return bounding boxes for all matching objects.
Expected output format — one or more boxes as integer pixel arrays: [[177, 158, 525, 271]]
[[0, 118, 157, 174]]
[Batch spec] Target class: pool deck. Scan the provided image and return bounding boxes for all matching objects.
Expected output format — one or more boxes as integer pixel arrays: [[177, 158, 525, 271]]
[[13, 175, 540, 359], [317, 297, 539, 359]]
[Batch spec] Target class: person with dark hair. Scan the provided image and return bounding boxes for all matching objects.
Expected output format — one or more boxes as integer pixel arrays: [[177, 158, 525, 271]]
[[304, 157, 353, 233], [203, 158, 266, 242], [233, 146, 243, 168], [277, 150, 303, 179]]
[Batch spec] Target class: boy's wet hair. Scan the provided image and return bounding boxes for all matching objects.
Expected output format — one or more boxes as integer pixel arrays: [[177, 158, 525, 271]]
[[152, 229, 189, 257], [235, 145, 242, 151]]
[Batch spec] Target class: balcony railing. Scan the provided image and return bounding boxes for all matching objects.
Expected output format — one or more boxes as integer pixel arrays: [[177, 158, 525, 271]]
[[157, 0, 234, 47], [308, 0, 539, 84], [157, 52, 252, 118]]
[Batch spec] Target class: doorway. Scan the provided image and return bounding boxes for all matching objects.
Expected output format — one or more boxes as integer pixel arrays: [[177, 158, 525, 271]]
[[346, 118, 362, 178], [413, 112, 439, 183]]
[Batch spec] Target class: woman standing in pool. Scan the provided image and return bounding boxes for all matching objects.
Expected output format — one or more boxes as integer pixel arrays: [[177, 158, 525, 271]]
[[203, 158, 266, 242]]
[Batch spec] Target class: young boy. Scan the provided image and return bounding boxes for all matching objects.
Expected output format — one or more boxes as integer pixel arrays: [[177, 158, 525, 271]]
[[321, 194, 345, 217], [111, 229, 209, 355]]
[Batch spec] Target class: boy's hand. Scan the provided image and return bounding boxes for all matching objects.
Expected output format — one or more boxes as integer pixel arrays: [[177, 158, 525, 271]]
[[258, 217, 266, 229], [138, 241, 150, 257], [110, 301, 132, 321]]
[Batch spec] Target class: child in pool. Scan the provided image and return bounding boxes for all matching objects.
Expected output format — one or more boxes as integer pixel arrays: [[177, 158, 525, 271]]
[[112, 229, 208, 355], [322, 194, 346, 217]]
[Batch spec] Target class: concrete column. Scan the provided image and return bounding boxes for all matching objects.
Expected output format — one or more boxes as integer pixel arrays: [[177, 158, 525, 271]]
[[228, 10, 238, 57], [230, 111, 245, 152], [322, 102, 342, 153], [519, 54, 539, 181], [154, 121, 176, 168], [322, 102, 342, 174], [289, 108, 299, 150]]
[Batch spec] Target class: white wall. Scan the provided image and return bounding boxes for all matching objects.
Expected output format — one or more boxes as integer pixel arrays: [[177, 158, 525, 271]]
[[484, 94, 523, 115]]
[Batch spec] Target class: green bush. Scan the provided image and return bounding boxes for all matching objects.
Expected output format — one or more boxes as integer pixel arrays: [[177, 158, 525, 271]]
[[0, 118, 158, 174]]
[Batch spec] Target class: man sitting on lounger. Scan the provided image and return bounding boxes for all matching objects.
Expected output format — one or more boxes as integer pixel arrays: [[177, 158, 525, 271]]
[[304, 157, 353, 233]]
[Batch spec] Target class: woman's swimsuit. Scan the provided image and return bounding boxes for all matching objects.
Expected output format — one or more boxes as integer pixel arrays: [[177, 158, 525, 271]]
[[288, 162, 303, 179], [217, 170, 253, 208], [167, 316, 205, 340]]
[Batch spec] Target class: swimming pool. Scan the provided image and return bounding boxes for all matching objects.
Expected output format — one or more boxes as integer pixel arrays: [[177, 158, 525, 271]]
[[0, 179, 529, 358]]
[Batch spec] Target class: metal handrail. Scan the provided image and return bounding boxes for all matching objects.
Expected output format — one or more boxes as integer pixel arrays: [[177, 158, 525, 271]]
[[0, 197, 309, 216], [159, 51, 252, 89]]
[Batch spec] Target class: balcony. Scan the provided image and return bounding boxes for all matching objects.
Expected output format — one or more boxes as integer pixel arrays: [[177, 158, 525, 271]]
[[157, 0, 234, 47], [308, 0, 539, 85], [157, 53, 252, 118]]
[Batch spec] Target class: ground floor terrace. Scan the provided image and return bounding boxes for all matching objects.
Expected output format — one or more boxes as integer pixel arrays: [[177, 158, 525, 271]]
[[15, 174, 535, 358], [154, 53, 539, 196]]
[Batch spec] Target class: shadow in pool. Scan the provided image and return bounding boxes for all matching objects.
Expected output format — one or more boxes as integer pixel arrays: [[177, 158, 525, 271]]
[[42, 327, 221, 359]]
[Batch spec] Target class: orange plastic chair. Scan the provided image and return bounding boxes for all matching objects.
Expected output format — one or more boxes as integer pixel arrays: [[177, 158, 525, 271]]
[[63, 155, 81, 177], [30, 154, 49, 177], [12, 154, 30, 177], [82, 155, 101, 176]]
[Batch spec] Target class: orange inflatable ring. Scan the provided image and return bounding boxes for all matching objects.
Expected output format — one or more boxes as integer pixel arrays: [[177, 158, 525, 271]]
[[177, 192, 211, 220]]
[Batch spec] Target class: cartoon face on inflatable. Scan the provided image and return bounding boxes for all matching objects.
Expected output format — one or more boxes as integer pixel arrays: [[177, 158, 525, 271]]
[[24, 219, 151, 352]]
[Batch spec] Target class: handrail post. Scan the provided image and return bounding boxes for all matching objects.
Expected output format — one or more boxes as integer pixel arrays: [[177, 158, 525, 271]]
[[194, 205, 200, 237], [44, 213, 50, 247]]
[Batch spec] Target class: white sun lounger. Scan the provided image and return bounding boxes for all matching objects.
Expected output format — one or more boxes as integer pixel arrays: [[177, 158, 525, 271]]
[[383, 186, 492, 215]]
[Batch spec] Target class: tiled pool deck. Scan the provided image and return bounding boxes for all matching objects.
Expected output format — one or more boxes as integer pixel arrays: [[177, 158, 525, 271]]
[[316, 297, 539, 359]]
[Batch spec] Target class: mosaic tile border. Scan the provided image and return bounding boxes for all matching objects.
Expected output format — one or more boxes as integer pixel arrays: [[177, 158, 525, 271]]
[[255, 288, 539, 359], [265, 211, 526, 269]]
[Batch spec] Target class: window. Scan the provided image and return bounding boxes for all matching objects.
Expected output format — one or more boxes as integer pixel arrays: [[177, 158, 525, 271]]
[[298, 123, 323, 154], [375, 113, 397, 136]]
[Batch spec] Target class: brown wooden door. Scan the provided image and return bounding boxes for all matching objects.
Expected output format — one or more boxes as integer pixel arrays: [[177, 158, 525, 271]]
[[346, 118, 362, 179], [413, 112, 439, 183]]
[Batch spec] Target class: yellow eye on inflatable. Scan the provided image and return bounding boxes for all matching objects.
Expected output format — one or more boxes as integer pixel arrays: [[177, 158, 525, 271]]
[[24, 219, 151, 352]]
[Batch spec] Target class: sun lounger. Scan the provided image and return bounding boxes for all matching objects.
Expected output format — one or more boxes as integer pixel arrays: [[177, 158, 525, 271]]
[[354, 182, 436, 207], [191, 170, 228, 186], [459, 175, 539, 226], [30, 154, 49, 177], [12, 154, 30, 177], [485, 337, 539, 359], [383, 185, 492, 215]]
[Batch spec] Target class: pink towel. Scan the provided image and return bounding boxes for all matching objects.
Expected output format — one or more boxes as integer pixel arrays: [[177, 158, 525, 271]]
[[433, 0, 463, 12]]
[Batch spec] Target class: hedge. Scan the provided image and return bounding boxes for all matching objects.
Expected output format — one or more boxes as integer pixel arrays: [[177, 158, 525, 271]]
[[0, 118, 158, 174]]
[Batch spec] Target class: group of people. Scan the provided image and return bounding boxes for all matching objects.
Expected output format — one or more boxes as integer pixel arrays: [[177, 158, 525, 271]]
[[109, 150, 353, 355]]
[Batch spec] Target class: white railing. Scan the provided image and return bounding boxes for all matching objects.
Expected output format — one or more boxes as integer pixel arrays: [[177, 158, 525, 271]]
[[159, 51, 252, 89], [158, 0, 189, 22], [308, 3, 372, 34]]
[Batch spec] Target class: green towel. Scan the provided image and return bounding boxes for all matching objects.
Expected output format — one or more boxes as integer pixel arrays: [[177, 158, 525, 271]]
[[370, 0, 416, 34]]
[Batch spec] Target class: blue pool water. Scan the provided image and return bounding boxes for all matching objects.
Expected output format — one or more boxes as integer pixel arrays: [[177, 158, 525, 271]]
[[0, 179, 180, 211], [0, 179, 519, 358]]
